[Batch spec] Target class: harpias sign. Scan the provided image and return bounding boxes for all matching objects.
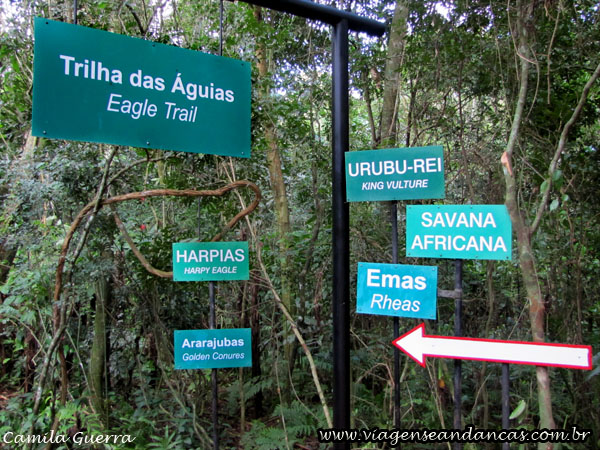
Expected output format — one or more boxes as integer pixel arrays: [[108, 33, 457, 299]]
[[32, 18, 250, 157], [172, 242, 249, 282]]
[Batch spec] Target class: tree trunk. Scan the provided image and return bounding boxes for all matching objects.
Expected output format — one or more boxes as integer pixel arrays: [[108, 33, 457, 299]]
[[89, 274, 110, 425], [502, 1, 555, 443], [253, 7, 296, 395], [379, 0, 408, 147]]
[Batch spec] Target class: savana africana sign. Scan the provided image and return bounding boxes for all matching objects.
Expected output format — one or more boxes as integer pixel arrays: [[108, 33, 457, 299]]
[[406, 205, 512, 260], [32, 17, 251, 157]]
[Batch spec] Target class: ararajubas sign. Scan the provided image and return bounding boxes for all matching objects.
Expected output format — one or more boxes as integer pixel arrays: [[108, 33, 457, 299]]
[[32, 18, 251, 157]]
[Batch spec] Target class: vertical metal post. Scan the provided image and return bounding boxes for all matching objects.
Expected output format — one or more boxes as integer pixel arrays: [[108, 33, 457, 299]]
[[502, 363, 510, 450], [210, 5, 223, 448], [199, 196, 219, 450], [209, 281, 219, 450], [332, 18, 350, 448], [391, 201, 401, 440], [73, 0, 78, 24], [453, 259, 463, 450]]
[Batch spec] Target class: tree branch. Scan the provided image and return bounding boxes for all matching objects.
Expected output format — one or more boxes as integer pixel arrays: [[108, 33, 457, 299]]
[[530, 60, 600, 235], [54, 181, 261, 300]]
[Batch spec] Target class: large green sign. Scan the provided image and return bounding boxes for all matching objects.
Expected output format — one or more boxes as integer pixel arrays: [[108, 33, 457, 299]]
[[174, 329, 252, 369], [356, 262, 438, 319], [406, 205, 512, 260], [172, 241, 249, 281], [32, 18, 250, 157], [345, 146, 444, 201]]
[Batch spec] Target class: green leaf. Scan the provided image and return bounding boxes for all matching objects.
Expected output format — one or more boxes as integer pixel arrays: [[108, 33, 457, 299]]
[[549, 198, 559, 211], [540, 179, 550, 194], [552, 169, 563, 181], [509, 399, 527, 420]]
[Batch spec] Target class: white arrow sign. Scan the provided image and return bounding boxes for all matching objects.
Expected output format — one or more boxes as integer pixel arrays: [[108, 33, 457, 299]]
[[393, 323, 592, 370]]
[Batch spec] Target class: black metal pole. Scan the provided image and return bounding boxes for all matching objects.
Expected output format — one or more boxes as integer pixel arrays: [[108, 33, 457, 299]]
[[210, 6, 223, 448], [226, 0, 385, 35], [73, 0, 78, 24], [391, 202, 401, 437], [453, 259, 463, 450], [209, 281, 219, 450], [502, 363, 510, 450], [225, 3, 384, 443], [332, 18, 350, 447]]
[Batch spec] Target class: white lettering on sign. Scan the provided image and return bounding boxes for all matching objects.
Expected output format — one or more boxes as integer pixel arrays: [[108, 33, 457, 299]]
[[182, 353, 210, 361], [58, 55, 237, 103], [164, 102, 198, 122], [59, 54, 123, 84], [175, 248, 245, 264], [106, 94, 157, 120], [366, 268, 427, 290], [370, 293, 421, 312], [410, 235, 507, 252], [347, 158, 442, 177], [360, 179, 430, 191], [181, 337, 245, 348], [171, 73, 235, 103], [420, 211, 497, 228], [212, 352, 245, 360]]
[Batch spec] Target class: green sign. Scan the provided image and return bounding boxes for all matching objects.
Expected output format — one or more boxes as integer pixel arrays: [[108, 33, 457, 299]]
[[345, 146, 444, 201], [173, 241, 249, 281], [174, 329, 252, 369], [32, 17, 250, 157], [406, 205, 512, 260], [357, 262, 437, 319]]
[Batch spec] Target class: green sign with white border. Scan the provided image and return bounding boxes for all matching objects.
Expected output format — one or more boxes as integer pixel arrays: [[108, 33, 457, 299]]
[[172, 241, 249, 281], [356, 262, 438, 319], [174, 328, 251, 369], [345, 146, 444, 201], [406, 205, 512, 260], [32, 17, 250, 157]]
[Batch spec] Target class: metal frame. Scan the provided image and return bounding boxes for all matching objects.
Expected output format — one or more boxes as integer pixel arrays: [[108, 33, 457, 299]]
[[228, 0, 385, 445]]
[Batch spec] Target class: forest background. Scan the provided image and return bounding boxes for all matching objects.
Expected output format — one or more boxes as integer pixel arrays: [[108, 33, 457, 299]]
[[0, 0, 599, 448]]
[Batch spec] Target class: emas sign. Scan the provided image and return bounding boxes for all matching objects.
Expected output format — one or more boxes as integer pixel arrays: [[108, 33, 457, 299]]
[[406, 205, 512, 260], [356, 262, 438, 319]]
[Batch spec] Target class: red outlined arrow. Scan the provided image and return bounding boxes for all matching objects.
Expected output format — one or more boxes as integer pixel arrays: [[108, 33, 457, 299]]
[[392, 323, 592, 370]]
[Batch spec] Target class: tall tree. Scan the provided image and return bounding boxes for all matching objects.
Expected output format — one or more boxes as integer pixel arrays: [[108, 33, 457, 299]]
[[502, 0, 600, 443]]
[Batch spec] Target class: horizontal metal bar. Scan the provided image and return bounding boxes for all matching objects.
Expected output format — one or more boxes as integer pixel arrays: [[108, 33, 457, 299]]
[[227, 0, 386, 36], [438, 288, 463, 299]]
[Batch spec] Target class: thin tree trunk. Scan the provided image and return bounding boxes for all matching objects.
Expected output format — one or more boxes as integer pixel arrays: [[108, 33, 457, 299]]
[[253, 6, 296, 394], [379, 0, 407, 147], [502, 1, 555, 443], [90, 274, 109, 425]]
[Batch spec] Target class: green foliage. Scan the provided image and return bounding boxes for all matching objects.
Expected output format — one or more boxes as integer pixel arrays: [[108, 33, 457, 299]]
[[1, 0, 599, 447], [241, 401, 323, 450]]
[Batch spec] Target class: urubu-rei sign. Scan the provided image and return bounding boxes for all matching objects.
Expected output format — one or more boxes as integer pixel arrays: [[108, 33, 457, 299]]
[[32, 18, 251, 157], [406, 205, 512, 260], [345, 146, 444, 201], [173, 241, 249, 282], [356, 263, 438, 320], [174, 329, 252, 370]]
